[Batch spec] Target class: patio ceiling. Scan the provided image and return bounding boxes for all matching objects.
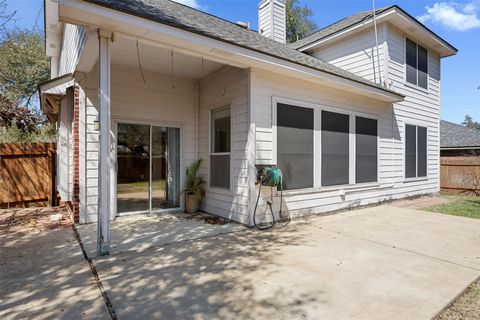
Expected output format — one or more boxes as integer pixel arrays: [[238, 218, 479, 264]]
[[111, 36, 225, 80]]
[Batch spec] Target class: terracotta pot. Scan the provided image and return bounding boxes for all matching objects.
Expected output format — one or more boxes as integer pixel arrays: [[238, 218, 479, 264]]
[[185, 193, 199, 213]]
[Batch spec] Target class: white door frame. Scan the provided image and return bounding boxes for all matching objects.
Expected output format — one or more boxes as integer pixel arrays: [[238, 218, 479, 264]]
[[113, 119, 184, 216]]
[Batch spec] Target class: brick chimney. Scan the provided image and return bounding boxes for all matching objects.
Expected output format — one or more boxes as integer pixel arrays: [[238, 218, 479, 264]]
[[258, 0, 286, 44]]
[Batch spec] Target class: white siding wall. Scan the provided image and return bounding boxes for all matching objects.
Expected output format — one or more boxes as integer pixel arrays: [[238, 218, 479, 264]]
[[198, 67, 251, 224], [386, 25, 441, 194], [310, 24, 387, 84], [56, 89, 74, 202], [252, 69, 402, 218], [58, 23, 86, 76], [258, 0, 286, 43], [250, 23, 442, 219], [79, 64, 197, 223]]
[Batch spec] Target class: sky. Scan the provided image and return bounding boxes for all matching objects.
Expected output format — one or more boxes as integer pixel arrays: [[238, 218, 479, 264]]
[[4, 0, 480, 124]]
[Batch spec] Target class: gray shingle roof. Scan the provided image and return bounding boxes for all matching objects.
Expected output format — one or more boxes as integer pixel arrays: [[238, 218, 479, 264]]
[[83, 0, 402, 97], [440, 120, 480, 148], [290, 6, 393, 50]]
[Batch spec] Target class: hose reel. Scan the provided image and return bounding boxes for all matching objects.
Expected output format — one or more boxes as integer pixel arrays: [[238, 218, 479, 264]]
[[253, 166, 284, 230]]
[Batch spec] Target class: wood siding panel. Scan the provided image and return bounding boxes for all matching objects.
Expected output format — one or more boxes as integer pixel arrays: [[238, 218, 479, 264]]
[[198, 67, 250, 224], [59, 23, 86, 76]]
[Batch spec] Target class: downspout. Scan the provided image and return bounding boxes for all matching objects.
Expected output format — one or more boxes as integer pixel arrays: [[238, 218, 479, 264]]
[[372, 0, 382, 85]]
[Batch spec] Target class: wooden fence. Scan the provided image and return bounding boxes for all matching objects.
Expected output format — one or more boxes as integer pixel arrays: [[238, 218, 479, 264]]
[[0, 143, 56, 207], [440, 156, 480, 194]]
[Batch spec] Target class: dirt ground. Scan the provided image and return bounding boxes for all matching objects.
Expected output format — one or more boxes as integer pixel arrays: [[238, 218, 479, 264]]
[[439, 279, 480, 320], [0, 206, 72, 235]]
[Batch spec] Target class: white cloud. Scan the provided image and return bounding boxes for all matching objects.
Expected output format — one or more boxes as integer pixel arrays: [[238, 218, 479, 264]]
[[418, 1, 480, 31], [172, 0, 204, 10]]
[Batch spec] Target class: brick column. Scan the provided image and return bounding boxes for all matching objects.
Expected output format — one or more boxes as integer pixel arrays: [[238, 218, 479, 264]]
[[72, 84, 80, 223]]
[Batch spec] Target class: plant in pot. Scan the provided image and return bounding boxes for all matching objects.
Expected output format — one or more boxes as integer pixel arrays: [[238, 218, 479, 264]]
[[185, 159, 205, 213]]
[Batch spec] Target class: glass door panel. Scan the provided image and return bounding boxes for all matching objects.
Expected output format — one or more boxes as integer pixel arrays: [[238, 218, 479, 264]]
[[116, 123, 150, 213], [152, 126, 180, 209]]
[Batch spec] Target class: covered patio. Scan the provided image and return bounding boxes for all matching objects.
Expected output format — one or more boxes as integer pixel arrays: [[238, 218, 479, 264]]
[[74, 28, 251, 256], [76, 212, 247, 259]]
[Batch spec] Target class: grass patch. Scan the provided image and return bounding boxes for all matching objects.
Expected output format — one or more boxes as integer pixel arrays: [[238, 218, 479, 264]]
[[425, 194, 480, 219], [118, 179, 166, 193]]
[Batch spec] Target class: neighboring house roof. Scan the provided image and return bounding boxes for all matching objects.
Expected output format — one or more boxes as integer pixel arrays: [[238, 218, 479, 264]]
[[290, 5, 457, 55], [440, 120, 480, 149], [83, 0, 402, 97], [290, 7, 391, 50]]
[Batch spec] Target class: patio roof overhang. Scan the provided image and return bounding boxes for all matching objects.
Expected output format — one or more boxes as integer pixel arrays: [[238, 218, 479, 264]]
[[38, 73, 74, 122], [57, 0, 404, 104]]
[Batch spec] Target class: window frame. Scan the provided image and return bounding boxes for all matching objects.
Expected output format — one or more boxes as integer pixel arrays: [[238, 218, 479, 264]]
[[404, 122, 428, 180], [405, 37, 429, 91], [208, 104, 233, 192], [272, 96, 380, 192]]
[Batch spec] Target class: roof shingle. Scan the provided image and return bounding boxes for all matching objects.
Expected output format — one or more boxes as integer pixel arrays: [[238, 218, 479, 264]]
[[83, 0, 401, 96], [290, 7, 392, 50], [440, 120, 480, 148]]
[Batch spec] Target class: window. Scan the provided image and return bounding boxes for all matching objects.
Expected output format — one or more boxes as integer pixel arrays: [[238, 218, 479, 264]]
[[321, 110, 349, 186], [405, 124, 427, 178], [277, 103, 314, 190], [356, 117, 378, 183], [406, 38, 428, 89], [210, 106, 231, 189]]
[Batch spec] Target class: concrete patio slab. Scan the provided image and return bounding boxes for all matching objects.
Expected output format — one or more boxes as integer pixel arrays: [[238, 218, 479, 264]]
[[391, 195, 451, 209], [77, 212, 247, 259], [91, 205, 480, 319], [0, 227, 110, 320]]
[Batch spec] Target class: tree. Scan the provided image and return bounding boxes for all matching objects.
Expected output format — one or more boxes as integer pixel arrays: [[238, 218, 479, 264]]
[[462, 115, 480, 130], [0, 29, 50, 109], [0, 0, 16, 35], [286, 0, 317, 43]]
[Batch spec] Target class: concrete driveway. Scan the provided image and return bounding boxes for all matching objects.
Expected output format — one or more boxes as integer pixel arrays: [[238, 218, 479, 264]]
[[91, 205, 480, 320]]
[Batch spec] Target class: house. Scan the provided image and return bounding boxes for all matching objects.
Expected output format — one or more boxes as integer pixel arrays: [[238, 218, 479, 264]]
[[39, 0, 457, 254], [439, 120, 480, 194], [440, 120, 480, 156]]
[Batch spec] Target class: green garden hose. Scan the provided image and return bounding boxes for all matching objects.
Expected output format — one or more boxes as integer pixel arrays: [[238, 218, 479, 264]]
[[253, 166, 283, 230]]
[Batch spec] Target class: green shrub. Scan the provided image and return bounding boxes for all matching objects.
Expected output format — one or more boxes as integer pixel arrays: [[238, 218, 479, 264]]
[[0, 123, 56, 143]]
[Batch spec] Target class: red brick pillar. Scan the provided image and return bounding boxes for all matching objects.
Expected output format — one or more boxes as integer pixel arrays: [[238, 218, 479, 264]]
[[72, 84, 80, 223]]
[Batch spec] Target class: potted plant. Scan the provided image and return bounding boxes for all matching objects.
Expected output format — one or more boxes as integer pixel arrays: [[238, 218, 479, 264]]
[[185, 159, 205, 213]]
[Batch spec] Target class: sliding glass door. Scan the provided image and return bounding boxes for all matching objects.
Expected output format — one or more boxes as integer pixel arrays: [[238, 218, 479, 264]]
[[117, 123, 180, 214]]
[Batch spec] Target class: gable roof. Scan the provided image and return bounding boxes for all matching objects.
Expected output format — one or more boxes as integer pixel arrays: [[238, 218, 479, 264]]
[[440, 120, 480, 149], [290, 7, 391, 50], [291, 5, 457, 56], [82, 0, 402, 98]]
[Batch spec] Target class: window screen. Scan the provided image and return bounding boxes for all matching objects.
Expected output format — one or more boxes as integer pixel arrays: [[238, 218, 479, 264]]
[[210, 106, 230, 189], [356, 117, 377, 183], [417, 45, 428, 89], [417, 126, 427, 177], [405, 124, 417, 178], [322, 111, 349, 186], [277, 103, 314, 190], [406, 38, 428, 89], [405, 124, 428, 178], [406, 39, 417, 85]]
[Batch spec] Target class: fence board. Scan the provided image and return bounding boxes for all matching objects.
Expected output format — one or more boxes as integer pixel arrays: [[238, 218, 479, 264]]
[[0, 143, 56, 207], [440, 156, 480, 194]]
